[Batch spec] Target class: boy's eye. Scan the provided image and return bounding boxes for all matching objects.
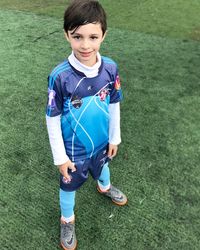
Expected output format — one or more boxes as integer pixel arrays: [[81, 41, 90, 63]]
[[73, 35, 81, 40], [90, 36, 98, 40]]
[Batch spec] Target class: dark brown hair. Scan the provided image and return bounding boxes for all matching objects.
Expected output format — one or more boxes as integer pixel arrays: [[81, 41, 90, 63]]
[[64, 0, 107, 35]]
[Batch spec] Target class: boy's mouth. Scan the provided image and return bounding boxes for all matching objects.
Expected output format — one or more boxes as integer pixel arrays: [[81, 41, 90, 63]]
[[79, 51, 93, 57]]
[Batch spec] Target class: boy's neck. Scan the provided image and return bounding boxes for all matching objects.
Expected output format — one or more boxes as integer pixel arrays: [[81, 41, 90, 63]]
[[68, 52, 101, 78]]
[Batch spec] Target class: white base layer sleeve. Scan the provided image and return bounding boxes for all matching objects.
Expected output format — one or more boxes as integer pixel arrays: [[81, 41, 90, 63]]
[[46, 115, 69, 165], [108, 102, 121, 145]]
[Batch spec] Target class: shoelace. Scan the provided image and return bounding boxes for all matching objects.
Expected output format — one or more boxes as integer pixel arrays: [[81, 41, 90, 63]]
[[109, 186, 122, 199], [62, 223, 74, 241]]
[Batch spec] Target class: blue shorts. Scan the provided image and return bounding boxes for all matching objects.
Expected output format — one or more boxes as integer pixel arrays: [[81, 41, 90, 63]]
[[60, 144, 110, 191]]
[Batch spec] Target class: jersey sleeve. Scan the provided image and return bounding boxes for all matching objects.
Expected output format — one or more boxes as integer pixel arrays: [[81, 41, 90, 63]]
[[46, 73, 63, 117], [109, 68, 123, 104]]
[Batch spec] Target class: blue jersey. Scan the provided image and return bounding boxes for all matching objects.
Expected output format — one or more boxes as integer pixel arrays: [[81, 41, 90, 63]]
[[46, 56, 122, 162]]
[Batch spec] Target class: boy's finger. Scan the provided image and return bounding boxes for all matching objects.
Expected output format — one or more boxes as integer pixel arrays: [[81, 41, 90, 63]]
[[107, 148, 112, 157], [63, 174, 71, 181], [112, 148, 117, 157], [70, 164, 76, 172], [63, 171, 70, 180], [63, 175, 72, 183]]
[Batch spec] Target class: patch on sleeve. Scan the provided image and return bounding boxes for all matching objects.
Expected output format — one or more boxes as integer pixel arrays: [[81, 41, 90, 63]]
[[47, 89, 56, 108], [114, 75, 121, 90]]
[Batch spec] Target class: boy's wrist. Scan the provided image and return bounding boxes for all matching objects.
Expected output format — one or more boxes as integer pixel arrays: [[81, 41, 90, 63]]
[[58, 159, 72, 169], [54, 155, 69, 166]]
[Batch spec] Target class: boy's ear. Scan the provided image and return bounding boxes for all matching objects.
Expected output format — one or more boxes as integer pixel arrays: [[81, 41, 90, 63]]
[[64, 31, 70, 41], [102, 30, 107, 42]]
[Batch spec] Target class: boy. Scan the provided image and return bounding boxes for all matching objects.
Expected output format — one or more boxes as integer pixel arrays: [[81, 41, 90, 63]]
[[46, 0, 127, 249]]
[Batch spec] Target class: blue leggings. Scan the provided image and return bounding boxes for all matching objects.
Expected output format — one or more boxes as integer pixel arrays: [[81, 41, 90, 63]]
[[60, 163, 110, 219]]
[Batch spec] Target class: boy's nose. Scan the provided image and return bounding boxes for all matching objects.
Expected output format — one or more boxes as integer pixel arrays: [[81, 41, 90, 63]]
[[81, 39, 90, 50]]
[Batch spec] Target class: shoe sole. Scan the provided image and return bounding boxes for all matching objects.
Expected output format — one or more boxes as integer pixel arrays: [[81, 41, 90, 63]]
[[61, 240, 77, 250], [97, 186, 128, 206]]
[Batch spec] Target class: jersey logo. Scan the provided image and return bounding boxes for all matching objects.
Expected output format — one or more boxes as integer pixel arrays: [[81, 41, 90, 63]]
[[87, 85, 93, 91], [48, 89, 56, 108], [71, 95, 83, 109], [99, 87, 109, 101], [114, 75, 121, 90]]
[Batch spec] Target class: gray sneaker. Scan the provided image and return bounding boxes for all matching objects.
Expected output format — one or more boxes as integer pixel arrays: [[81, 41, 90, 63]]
[[97, 184, 128, 206], [60, 221, 77, 250]]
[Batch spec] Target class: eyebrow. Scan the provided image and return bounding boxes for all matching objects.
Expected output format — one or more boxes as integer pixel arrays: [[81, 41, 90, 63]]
[[70, 32, 99, 36]]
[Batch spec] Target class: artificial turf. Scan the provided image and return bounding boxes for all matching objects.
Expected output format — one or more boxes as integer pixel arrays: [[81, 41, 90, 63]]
[[1, 0, 200, 40], [0, 1, 200, 250]]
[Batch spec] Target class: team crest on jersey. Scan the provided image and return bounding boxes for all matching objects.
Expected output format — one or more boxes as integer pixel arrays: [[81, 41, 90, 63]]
[[71, 95, 83, 109], [114, 75, 121, 90], [99, 87, 109, 101], [48, 89, 56, 108]]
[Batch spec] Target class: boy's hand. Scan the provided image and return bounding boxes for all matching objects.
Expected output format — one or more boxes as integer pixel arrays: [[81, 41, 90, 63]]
[[58, 160, 76, 182], [108, 144, 118, 159]]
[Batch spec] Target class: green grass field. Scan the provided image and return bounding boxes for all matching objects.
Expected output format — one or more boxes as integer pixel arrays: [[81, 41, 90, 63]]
[[0, 1, 200, 249]]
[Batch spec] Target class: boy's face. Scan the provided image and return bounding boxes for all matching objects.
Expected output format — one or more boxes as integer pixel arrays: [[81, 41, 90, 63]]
[[65, 23, 106, 67]]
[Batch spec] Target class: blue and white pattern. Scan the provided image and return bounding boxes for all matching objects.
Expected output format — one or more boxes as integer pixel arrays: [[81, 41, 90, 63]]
[[46, 57, 122, 161]]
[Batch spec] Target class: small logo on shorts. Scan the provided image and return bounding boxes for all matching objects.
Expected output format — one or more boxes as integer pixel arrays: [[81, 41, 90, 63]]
[[100, 156, 108, 167]]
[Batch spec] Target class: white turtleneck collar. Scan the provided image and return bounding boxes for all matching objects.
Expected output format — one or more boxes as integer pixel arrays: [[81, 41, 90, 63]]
[[68, 51, 101, 78]]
